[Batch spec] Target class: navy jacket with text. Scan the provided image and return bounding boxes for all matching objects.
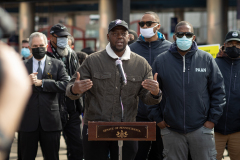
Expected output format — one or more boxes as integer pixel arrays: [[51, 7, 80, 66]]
[[149, 42, 226, 133], [215, 57, 240, 135]]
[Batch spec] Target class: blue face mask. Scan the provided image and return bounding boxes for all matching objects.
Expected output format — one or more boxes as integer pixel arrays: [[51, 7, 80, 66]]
[[176, 36, 193, 51], [57, 37, 68, 49], [21, 48, 31, 58]]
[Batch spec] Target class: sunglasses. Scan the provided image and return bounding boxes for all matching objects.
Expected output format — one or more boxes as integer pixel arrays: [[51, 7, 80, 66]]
[[175, 32, 194, 38], [138, 21, 159, 27]]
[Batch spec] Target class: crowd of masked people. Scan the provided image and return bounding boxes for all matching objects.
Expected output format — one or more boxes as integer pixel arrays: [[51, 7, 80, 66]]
[[1, 8, 240, 160]]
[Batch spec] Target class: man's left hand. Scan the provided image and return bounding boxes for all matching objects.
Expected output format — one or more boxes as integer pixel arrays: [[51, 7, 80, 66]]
[[204, 121, 214, 129], [142, 73, 160, 96], [34, 79, 43, 87]]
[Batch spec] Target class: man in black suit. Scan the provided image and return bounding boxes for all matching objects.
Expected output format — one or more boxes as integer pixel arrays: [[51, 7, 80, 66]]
[[19, 32, 69, 160]]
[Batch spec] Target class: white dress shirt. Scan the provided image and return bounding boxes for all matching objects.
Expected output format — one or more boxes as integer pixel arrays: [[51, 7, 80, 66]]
[[32, 55, 46, 74]]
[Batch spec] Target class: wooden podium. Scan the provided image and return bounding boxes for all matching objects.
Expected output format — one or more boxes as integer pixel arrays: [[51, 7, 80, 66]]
[[88, 121, 156, 160]]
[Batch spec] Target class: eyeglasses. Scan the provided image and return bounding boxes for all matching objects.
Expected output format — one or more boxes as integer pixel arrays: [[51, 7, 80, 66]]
[[138, 21, 159, 27], [175, 32, 194, 38]]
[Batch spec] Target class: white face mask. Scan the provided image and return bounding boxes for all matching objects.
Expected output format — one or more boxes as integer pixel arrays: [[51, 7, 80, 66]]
[[140, 24, 159, 38]]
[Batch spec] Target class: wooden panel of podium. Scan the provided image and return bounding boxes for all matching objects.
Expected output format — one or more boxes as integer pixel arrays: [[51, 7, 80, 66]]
[[88, 121, 156, 160]]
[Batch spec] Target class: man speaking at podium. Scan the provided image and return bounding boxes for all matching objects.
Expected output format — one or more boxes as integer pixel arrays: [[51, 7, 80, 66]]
[[66, 19, 162, 160]]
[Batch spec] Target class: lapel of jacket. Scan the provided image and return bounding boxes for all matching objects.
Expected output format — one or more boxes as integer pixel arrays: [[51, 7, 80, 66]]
[[42, 56, 52, 79], [25, 57, 33, 74]]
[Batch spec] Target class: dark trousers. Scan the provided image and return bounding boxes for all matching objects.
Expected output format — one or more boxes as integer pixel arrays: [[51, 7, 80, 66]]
[[63, 111, 83, 160], [82, 125, 138, 160], [19, 124, 61, 160], [134, 117, 163, 160]]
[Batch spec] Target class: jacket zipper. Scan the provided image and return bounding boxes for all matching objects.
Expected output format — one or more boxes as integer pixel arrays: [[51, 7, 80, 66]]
[[187, 66, 190, 84], [225, 62, 233, 134], [234, 73, 237, 90], [183, 56, 186, 133], [149, 42, 151, 65], [183, 56, 186, 72]]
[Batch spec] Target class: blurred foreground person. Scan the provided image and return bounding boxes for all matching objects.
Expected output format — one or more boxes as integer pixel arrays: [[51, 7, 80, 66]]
[[66, 19, 162, 160], [214, 31, 240, 160], [0, 7, 31, 160]]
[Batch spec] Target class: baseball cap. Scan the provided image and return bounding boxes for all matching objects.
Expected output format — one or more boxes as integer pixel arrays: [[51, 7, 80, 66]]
[[225, 31, 240, 42], [50, 23, 70, 37], [108, 19, 128, 33]]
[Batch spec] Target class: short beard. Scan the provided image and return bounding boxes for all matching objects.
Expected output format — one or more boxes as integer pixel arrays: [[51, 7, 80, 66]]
[[57, 47, 68, 57], [110, 44, 126, 53]]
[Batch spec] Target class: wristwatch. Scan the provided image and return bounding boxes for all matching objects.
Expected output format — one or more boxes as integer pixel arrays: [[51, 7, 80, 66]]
[[151, 90, 162, 99]]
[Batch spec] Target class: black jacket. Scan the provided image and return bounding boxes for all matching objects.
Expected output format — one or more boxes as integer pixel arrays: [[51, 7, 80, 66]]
[[215, 57, 240, 135], [150, 42, 226, 133], [47, 46, 81, 114], [20, 56, 69, 132], [129, 32, 172, 121]]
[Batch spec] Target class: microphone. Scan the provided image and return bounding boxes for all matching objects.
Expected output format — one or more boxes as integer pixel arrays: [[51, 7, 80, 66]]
[[115, 59, 127, 85]]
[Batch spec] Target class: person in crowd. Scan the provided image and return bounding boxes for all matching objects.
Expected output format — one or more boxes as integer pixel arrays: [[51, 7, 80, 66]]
[[47, 23, 83, 160], [81, 47, 94, 55], [150, 21, 226, 160], [18, 32, 69, 160], [129, 11, 171, 160], [66, 19, 162, 160], [68, 35, 75, 50], [128, 29, 138, 45], [214, 30, 240, 160], [21, 39, 32, 60], [76, 51, 88, 65]]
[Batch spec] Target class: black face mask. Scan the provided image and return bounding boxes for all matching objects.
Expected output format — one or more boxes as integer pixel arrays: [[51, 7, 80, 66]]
[[32, 47, 46, 59], [225, 46, 240, 58]]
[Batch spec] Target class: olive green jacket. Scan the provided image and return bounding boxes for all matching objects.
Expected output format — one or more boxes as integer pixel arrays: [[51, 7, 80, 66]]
[[66, 49, 161, 124]]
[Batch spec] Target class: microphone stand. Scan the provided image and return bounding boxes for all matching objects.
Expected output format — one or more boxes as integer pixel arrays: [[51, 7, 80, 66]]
[[119, 73, 125, 160]]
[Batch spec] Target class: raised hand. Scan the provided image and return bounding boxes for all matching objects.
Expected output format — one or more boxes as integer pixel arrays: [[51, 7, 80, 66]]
[[71, 72, 93, 95], [142, 73, 160, 96]]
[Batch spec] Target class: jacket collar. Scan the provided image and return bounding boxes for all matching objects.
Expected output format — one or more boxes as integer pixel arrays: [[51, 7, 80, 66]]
[[222, 56, 240, 65], [169, 41, 198, 59], [106, 42, 131, 60]]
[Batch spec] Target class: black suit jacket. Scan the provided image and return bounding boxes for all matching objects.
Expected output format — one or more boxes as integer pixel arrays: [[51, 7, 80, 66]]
[[19, 56, 69, 132]]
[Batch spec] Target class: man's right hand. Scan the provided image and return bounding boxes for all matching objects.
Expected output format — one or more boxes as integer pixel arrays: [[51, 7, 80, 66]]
[[157, 120, 170, 129], [71, 72, 93, 95], [29, 72, 38, 85]]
